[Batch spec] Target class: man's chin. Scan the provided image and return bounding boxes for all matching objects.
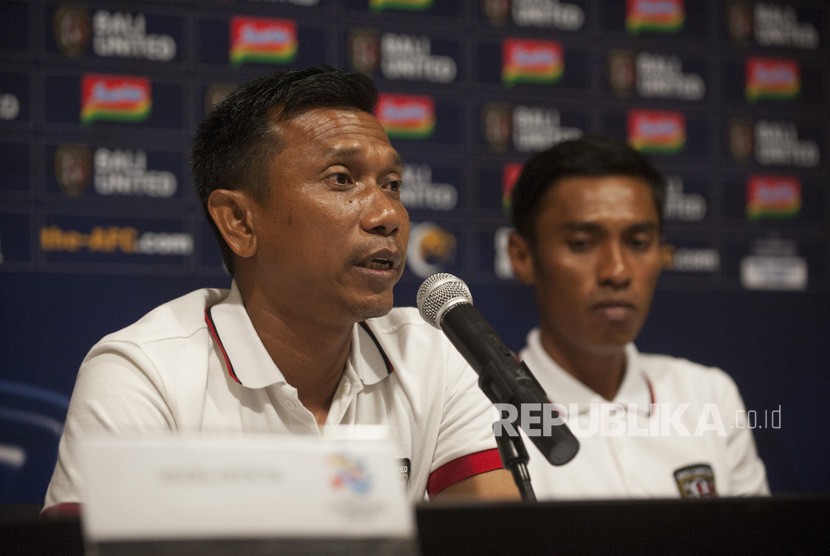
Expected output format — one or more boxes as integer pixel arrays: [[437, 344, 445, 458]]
[[353, 294, 395, 321]]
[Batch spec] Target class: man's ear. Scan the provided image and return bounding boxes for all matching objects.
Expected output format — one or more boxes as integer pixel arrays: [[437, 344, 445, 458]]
[[507, 230, 536, 285], [207, 189, 257, 259]]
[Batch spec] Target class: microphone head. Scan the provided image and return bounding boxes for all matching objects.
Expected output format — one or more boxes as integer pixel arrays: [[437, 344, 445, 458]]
[[416, 273, 473, 329]]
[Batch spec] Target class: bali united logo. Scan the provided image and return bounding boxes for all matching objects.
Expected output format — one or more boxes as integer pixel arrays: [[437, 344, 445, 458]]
[[54, 5, 91, 57], [674, 464, 717, 498], [54, 144, 92, 197]]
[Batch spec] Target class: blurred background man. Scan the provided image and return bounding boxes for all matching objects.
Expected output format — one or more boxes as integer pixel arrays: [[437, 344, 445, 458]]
[[508, 136, 769, 498]]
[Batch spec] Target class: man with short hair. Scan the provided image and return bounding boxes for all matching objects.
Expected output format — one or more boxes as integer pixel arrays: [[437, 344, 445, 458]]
[[44, 66, 518, 513], [508, 135, 769, 498]]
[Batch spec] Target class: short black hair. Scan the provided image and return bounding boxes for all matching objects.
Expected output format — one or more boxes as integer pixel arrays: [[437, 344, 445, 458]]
[[191, 65, 379, 275], [510, 135, 667, 244]]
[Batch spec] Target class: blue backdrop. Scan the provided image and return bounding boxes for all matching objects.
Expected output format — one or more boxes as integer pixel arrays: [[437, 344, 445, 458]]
[[1, 0, 828, 503]]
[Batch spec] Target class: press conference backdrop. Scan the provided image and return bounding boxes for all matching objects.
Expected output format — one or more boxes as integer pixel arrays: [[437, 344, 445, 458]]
[[0, 0, 827, 504]]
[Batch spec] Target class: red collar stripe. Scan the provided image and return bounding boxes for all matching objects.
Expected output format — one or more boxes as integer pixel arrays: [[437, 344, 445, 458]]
[[646, 375, 656, 416], [204, 308, 241, 384]]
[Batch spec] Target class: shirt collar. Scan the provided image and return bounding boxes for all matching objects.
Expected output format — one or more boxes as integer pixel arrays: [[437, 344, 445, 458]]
[[522, 329, 653, 417], [205, 281, 393, 389]]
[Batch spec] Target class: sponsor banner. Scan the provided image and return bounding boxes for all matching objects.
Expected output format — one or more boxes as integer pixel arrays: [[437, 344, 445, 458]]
[[44, 74, 185, 130], [342, 0, 460, 17], [477, 0, 589, 31], [725, 117, 823, 168], [479, 101, 588, 154], [39, 215, 195, 267], [722, 174, 823, 222], [627, 109, 686, 153], [197, 15, 327, 67], [0, 1, 30, 52], [746, 176, 801, 220], [343, 28, 462, 86], [0, 71, 30, 124], [229, 16, 298, 66], [725, 1, 822, 50], [603, 109, 710, 157], [722, 237, 825, 291], [502, 39, 565, 86], [404, 220, 462, 280], [46, 3, 184, 64], [662, 174, 709, 222], [45, 143, 188, 201], [606, 49, 707, 101], [398, 161, 462, 215], [660, 240, 720, 275], [0, 212, 31, 266], [375, 93, 462, 146], [625, 0, 686, 35], [602, 0, 708, 37], [740, 255, 808, 291], [0, 140, 31, 194], [376, 93, 435, 140], [721, 59, 822, 104], [745, 57, 800, 101], [475, 39, 590, 90], [80, 74, 151, 125]]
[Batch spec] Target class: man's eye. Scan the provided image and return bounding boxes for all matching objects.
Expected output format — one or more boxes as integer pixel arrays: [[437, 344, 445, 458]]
[[629, 236, 654, 251], [568, 239, 591, 252], [334, 173, 351, 185], [388, 180, 403, 192]]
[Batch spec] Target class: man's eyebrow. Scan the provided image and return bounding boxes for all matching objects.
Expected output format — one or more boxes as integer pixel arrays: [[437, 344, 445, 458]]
[[626, 222, 660, 234], [323, 147, 404, 168], [561, 221, 659, 233], [561, 221, 604, 233]]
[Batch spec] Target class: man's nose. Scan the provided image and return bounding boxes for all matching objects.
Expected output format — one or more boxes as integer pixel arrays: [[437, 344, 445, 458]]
[[361, 186, 405, 236], [598, 243, 631, 287]]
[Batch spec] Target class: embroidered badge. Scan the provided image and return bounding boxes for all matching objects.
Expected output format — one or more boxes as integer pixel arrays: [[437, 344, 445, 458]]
[[674, 463, 717, 498]]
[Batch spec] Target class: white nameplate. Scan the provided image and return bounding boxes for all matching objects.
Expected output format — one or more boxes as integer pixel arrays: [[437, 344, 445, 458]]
[[79, 431, 414, 542]]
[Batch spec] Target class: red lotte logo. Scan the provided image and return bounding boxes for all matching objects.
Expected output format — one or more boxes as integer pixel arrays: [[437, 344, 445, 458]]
[[627, 109, 686, 153], [375, 93, 435, 139], [80, 74, 151, 124], [229, 16, 298, 66], [746, 176, 801, 220], [745, 57, 800, 101], [626, 0, 685, 34], [502, 39, 564, 86]]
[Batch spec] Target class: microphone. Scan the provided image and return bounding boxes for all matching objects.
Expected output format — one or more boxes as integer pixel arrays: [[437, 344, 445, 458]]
[[417, 273, 579, 466]]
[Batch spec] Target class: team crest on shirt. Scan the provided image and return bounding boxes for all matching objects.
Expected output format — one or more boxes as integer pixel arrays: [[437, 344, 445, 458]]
[[674, 464, 717, 498]]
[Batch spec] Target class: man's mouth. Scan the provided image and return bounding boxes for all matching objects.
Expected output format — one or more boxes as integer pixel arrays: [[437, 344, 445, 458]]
[[593, 301, 636, 321], [357, 248, 401, 272], [363, 258, 394, 271]]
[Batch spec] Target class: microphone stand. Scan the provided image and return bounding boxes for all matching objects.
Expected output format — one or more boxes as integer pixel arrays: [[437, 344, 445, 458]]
[[494, 426, 536, 502]]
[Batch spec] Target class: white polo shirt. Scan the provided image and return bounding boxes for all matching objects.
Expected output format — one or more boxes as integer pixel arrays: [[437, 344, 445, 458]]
[[519, 329, 769, 499], [44, 283, 503, 511]]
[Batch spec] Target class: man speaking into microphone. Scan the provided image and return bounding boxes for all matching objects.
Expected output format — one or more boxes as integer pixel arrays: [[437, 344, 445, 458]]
[[43, 65, 518, 515]]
